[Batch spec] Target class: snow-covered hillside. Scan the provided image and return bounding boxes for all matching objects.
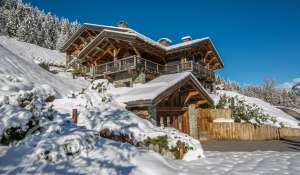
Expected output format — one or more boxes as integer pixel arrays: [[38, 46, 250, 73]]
[[0, 36, 88, 96], [213, 90, 300, 128], [0, 36, 65, 66]]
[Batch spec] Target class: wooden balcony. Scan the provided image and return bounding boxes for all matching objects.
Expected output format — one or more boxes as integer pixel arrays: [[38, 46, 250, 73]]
[[90, 56, 214, 81]]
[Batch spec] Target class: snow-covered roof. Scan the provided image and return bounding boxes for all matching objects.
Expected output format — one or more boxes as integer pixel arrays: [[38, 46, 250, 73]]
[[61, 23, 224, 68], [112, 72, 214, 107]]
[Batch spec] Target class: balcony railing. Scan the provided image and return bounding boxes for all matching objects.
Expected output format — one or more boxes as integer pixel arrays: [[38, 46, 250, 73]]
[[90, 56, 214, 80]]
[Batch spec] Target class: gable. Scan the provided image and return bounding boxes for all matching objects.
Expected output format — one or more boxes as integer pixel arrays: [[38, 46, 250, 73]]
[[115, 72, 214, 107]]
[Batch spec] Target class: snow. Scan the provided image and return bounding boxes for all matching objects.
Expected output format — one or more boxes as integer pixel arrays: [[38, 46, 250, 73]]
[[52, 79, 204, 160], [0, 78, 206, 174], [0, 36, 89, 97], [158, 37, 173, 43], [110, 72, 212, 105], [213, 118, 234, 123], [181, 35, 192, 40], [0, 36, 65, 66], [216, 90, 300, 128], [75, 23, 211, 55], [0, 105, 33, 136]]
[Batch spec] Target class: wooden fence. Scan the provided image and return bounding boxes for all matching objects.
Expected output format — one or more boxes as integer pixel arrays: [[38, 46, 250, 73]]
[[206, 122, 300, 140], [198, 109, 232, 132], [199, 109, 232, 120], [279, 127, 300, 138]]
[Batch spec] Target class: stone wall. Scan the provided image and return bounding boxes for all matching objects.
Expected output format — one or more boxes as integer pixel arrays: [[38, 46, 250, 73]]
[[188, 104, 199, 138]]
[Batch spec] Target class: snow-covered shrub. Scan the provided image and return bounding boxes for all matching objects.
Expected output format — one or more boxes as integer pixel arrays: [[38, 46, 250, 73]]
[[90, 79, 112, 92], [216, 94, 277, 125], [0, 84, 56, 144], [35, 129, 97, 163]]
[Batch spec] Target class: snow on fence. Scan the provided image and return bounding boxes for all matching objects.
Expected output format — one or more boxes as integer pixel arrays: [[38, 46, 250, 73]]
[[199, 109, 232, 120], [198, 109, 232, 132]]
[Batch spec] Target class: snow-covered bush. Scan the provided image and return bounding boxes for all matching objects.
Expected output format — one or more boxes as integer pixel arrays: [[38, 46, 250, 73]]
[[216, 94, 277, 125], [0, 82, 57, 144]]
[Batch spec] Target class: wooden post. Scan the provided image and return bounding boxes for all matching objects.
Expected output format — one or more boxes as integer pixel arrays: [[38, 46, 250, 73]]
[[179, 143, 184, 159], [133, 56, 137, 67], [72, 109, 78, 124]]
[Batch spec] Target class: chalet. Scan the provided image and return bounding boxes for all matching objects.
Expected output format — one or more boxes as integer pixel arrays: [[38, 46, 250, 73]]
[[61, 21, 224, 138]]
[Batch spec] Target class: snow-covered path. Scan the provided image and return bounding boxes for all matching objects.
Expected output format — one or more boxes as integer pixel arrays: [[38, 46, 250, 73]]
[[153, 151, 300, 175]]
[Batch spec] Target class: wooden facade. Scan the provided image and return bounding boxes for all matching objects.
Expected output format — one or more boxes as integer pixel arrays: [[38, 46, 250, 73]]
[[61, 22, 224, 138]]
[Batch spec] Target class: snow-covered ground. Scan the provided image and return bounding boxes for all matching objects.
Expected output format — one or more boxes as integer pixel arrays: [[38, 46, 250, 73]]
[[1, 143, 300, 175], [0, 36, 65, 66], [0, 36, 88, 96], [213, 90, 300, 128]]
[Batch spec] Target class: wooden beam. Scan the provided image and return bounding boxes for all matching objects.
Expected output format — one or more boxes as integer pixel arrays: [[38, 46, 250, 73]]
[[208, 57, 217, 65], [196, 99, 208, 106], [130, 44, 141, 57], [204, 50, 213, 62], [95, 47, 104, 52], [183, 91, 199, 105], [79, 36, 87, 44]]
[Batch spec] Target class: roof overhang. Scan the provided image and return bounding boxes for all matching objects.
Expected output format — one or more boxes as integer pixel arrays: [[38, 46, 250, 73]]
[[121, 73, 214, 108]]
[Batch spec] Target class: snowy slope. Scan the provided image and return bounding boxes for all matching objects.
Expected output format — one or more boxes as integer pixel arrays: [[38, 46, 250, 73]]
[[215, 90, 300, 128], [0, 37, 204, 174], [0, 37, 88, 97], [0, 79, 204, 174], [0, 36, 65, 66]]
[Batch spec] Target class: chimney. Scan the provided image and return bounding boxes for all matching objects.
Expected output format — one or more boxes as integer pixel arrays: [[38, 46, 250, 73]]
[[158, 38, 172, 46], [181, 36, 192, 43], [116, 20, 128, 28]]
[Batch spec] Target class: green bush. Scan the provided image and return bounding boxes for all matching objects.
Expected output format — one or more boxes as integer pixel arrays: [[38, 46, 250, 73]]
[[144, 135, 168, 152], [143, 135, 192, 159], [216, 95, 277, 125]]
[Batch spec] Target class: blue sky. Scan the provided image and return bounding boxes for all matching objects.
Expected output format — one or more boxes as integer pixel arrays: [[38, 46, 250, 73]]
[[24, 0, 300, 85]]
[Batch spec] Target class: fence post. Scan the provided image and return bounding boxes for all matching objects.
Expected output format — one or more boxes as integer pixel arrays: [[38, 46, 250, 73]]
[[179, 143, 184, 159], [72, 109, 78, 124]]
